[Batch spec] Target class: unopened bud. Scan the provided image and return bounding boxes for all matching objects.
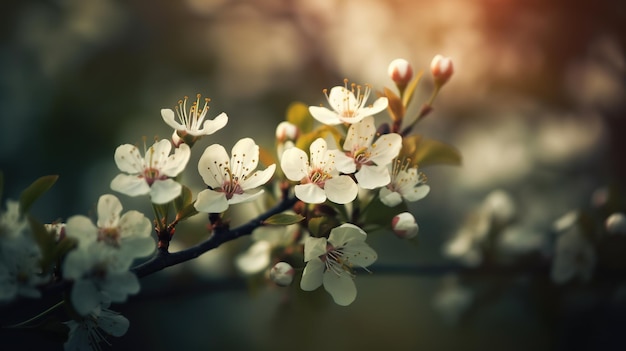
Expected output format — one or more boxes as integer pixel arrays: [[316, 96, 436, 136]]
[[171, 130, 183, 147], [392, 212, 419, 239], [270, 262, 295, 286], [388, 58, 413, 91], [430, 55, 454, 87], [606, 212, 626, 235], [275, 121, 299, 143]]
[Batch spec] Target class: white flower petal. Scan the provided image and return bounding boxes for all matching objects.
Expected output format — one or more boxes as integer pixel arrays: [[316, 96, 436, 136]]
[[149, 179, 182, 204], [121, 237, 155, 259], [147, 139, 173, 169], [161, 108, 183, 131], [110, 174, 151, 197], [328, 224, 366, 247], [195, 189, 229, 213], [300, 258, 325, 291], [324, 176, 358, 204], [355, 165, 390, 189], [114, 144, 144, 174], [295, 183, 326, 204], [229, 189, 264, 205], [403, 184, 431, 202], [235, 241, 271, 275], [280, 147, 309, 181], [360, 97, 388, 116], [369, 133, 402, 166], [195, 112, 228, 136], [231, 138, 259, 177], [118, 211, 152, 239], [323, 270, 357, 306], [333, 151, 356, 174], [98, 310, 130, 337], [71, 280, 101, 316], [379, 187, 403, 207], [344, 116, 376, 151], [303, 236, 328, 262], [65, 216, 98, 246], [308, 106, 341, 125], [241, 164, 275, 190], [161, 143, 190, 177], [309, 138, 328, 168], [198, 144, 230, 188], [96, 194, 123, 228]]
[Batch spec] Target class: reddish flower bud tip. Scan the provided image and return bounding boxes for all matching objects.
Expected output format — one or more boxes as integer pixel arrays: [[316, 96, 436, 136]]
[[388, 58, 413, 88], [275, 121, 299, 142], [430, 54, 454, 87], [270, 262, 295, 286], [392, 212, 419, 239]]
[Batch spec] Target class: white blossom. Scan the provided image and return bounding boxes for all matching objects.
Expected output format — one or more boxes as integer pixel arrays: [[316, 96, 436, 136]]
[[161, 94, 228, 137], [0, 200, 45, 302], [195, 138, 276, 213], [336, 116, 402, 189], [64, 302, 129, 351], [110, 139, 190, 204], [379, 159, 430, 207], [281, 138, 358, 204], [308, 79, 388, 125], [300, 224, 377, 306]]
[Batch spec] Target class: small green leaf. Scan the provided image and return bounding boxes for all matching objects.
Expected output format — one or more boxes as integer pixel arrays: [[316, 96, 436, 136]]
[[263, 213, 305, 226], [286, 102, 314, 133], [383, 87, 405, 122], [402, 70, 423, 108], [19, 175, 58, 215], [174, 185, 194, 213], [307, 216, 340, 238], [400, 135, 461, 168], [176, 203, 199, 222], [412, 138, 462, 168]]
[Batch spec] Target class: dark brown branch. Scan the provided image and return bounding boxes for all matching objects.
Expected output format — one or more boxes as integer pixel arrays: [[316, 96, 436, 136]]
[[131, 196, 299, 278]]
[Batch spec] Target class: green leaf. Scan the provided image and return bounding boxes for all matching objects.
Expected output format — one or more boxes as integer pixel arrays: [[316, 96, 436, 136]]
[[176, 203, 199, 222], [28, 216, 75, 273], [19, 175, 58, 215], [295, 125, 343, 153], [402, 70, 423, 108], [307, 216, 340, 238], [174, 185, 194, 213], [363, 197, 408, 228], [401, 135, 461, 168], [382, 87, 405, 122], [286, 101, 314, 133], [263, 213, 305, 226]]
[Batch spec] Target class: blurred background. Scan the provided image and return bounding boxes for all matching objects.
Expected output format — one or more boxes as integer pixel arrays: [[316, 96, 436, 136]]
[[1, 0, 625, 350]]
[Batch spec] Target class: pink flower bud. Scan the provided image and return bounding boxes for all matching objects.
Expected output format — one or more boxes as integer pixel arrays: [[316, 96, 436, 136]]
[[430, 54, 454, 87], [275, 121, 299, 143], [270, 261, 295, 286], [388, 58, 413, 89], [392, 212, 419, 239]]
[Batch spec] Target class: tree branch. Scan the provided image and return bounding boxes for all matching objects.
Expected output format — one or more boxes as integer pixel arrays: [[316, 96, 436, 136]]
[[132, 196, 299, 278]]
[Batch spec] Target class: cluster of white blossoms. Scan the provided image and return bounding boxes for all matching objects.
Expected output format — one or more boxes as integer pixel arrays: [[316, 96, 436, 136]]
[[0, 200, 46, 302], [1, 56, 456, 350]]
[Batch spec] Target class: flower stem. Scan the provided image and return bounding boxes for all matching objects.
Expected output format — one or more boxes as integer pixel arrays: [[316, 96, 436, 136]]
[[4, 300, 64, 329]]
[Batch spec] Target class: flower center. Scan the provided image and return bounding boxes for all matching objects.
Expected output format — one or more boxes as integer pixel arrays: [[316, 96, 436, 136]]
[[175, 93, 210, 130], [220, 167, 245, 199], [98, 227, 121, 247], [142, 167, 165, 186], [320, 244, 355, 278], [305, 168, 332, 187], [324, 78, 372, 118]]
